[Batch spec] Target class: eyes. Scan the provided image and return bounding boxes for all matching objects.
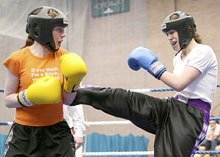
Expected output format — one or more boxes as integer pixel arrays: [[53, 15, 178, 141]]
[[166, 30, 176, 36], [53, 27, 65, 34]]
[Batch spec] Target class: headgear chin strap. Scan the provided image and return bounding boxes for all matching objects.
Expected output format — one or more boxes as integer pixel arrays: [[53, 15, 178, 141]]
[[161, 11, 196, 51], [26, 6, 68, 52]]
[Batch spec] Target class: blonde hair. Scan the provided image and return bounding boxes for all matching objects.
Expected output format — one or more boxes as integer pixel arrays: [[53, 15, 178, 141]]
[[194, 32, 202, 44]]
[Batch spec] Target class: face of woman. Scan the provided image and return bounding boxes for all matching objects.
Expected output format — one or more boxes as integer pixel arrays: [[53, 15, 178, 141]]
[[209, 120, 217, 130], [52, 26, 66, 50], [166, 30, 181, 52]]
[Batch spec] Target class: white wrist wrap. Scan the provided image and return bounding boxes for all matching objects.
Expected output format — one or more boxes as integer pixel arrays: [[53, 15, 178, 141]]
[[150, 61, 164, 74], [18, 90, 33, 107]]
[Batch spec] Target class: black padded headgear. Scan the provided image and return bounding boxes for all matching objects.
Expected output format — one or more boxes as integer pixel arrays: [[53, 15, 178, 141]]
[[26, 6, 68, 52], [161, 11, 196, 50]]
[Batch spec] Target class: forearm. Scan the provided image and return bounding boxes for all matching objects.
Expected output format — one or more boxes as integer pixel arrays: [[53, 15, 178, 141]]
[[127, 47, 201, 92], [206, 136, 212, 141], [4, 93, 23, 108], [160, 66, 201, 92], [4, 69, 21, 108], [160, 71, 188, 91], [212, 135, 218, 140]]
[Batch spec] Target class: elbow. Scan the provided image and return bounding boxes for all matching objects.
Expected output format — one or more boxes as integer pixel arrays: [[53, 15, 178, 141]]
[[4, 95, 18, 108], [175, 88, 184, 92], [167, 79, 188, 92], [173, 85, 187, 92], [5, 105, 14, 108], [3, 98, 10, 108], [4, 101, 15, 108]]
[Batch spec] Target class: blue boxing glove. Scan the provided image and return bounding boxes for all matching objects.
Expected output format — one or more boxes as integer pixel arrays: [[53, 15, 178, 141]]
[[128, 47, 166, 79]]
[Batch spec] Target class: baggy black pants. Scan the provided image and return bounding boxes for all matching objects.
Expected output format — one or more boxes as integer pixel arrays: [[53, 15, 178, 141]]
[[3, 121, 75, 157], [71, 87, 204, 157]]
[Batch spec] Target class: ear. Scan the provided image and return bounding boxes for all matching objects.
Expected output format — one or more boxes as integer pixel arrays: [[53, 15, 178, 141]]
[[33, 24, 40, 37]]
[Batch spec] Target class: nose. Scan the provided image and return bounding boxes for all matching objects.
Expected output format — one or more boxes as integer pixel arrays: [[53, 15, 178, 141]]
[[61, 31, 66, 38], [167, 34, 173, 40]]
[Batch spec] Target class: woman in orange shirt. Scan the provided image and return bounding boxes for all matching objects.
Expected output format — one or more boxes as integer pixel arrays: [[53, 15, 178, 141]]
[[2, 6, 84, 157]]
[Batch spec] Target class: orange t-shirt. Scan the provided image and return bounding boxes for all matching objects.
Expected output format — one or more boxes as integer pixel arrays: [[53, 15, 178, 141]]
[[2, 47, 68, 126]]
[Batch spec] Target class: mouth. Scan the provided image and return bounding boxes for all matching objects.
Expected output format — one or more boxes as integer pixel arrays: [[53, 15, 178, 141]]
[[171, 41, 179, 50], [171, 41, 177, 47], [58, 41, 62, 47]]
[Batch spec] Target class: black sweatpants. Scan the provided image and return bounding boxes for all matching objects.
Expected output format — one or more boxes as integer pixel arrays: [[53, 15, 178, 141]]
[[3, 121, 75, 157], [71, 87, 205, 157]]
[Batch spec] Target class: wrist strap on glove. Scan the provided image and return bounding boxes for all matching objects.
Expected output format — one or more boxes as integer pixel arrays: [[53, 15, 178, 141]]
[[149, 61, 166, 79], [17, 90, 32, 107]]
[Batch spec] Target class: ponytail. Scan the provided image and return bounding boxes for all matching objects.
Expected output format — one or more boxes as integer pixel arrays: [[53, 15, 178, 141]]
[[21, 35, 34, 49], [194, 32, 202, 44]]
